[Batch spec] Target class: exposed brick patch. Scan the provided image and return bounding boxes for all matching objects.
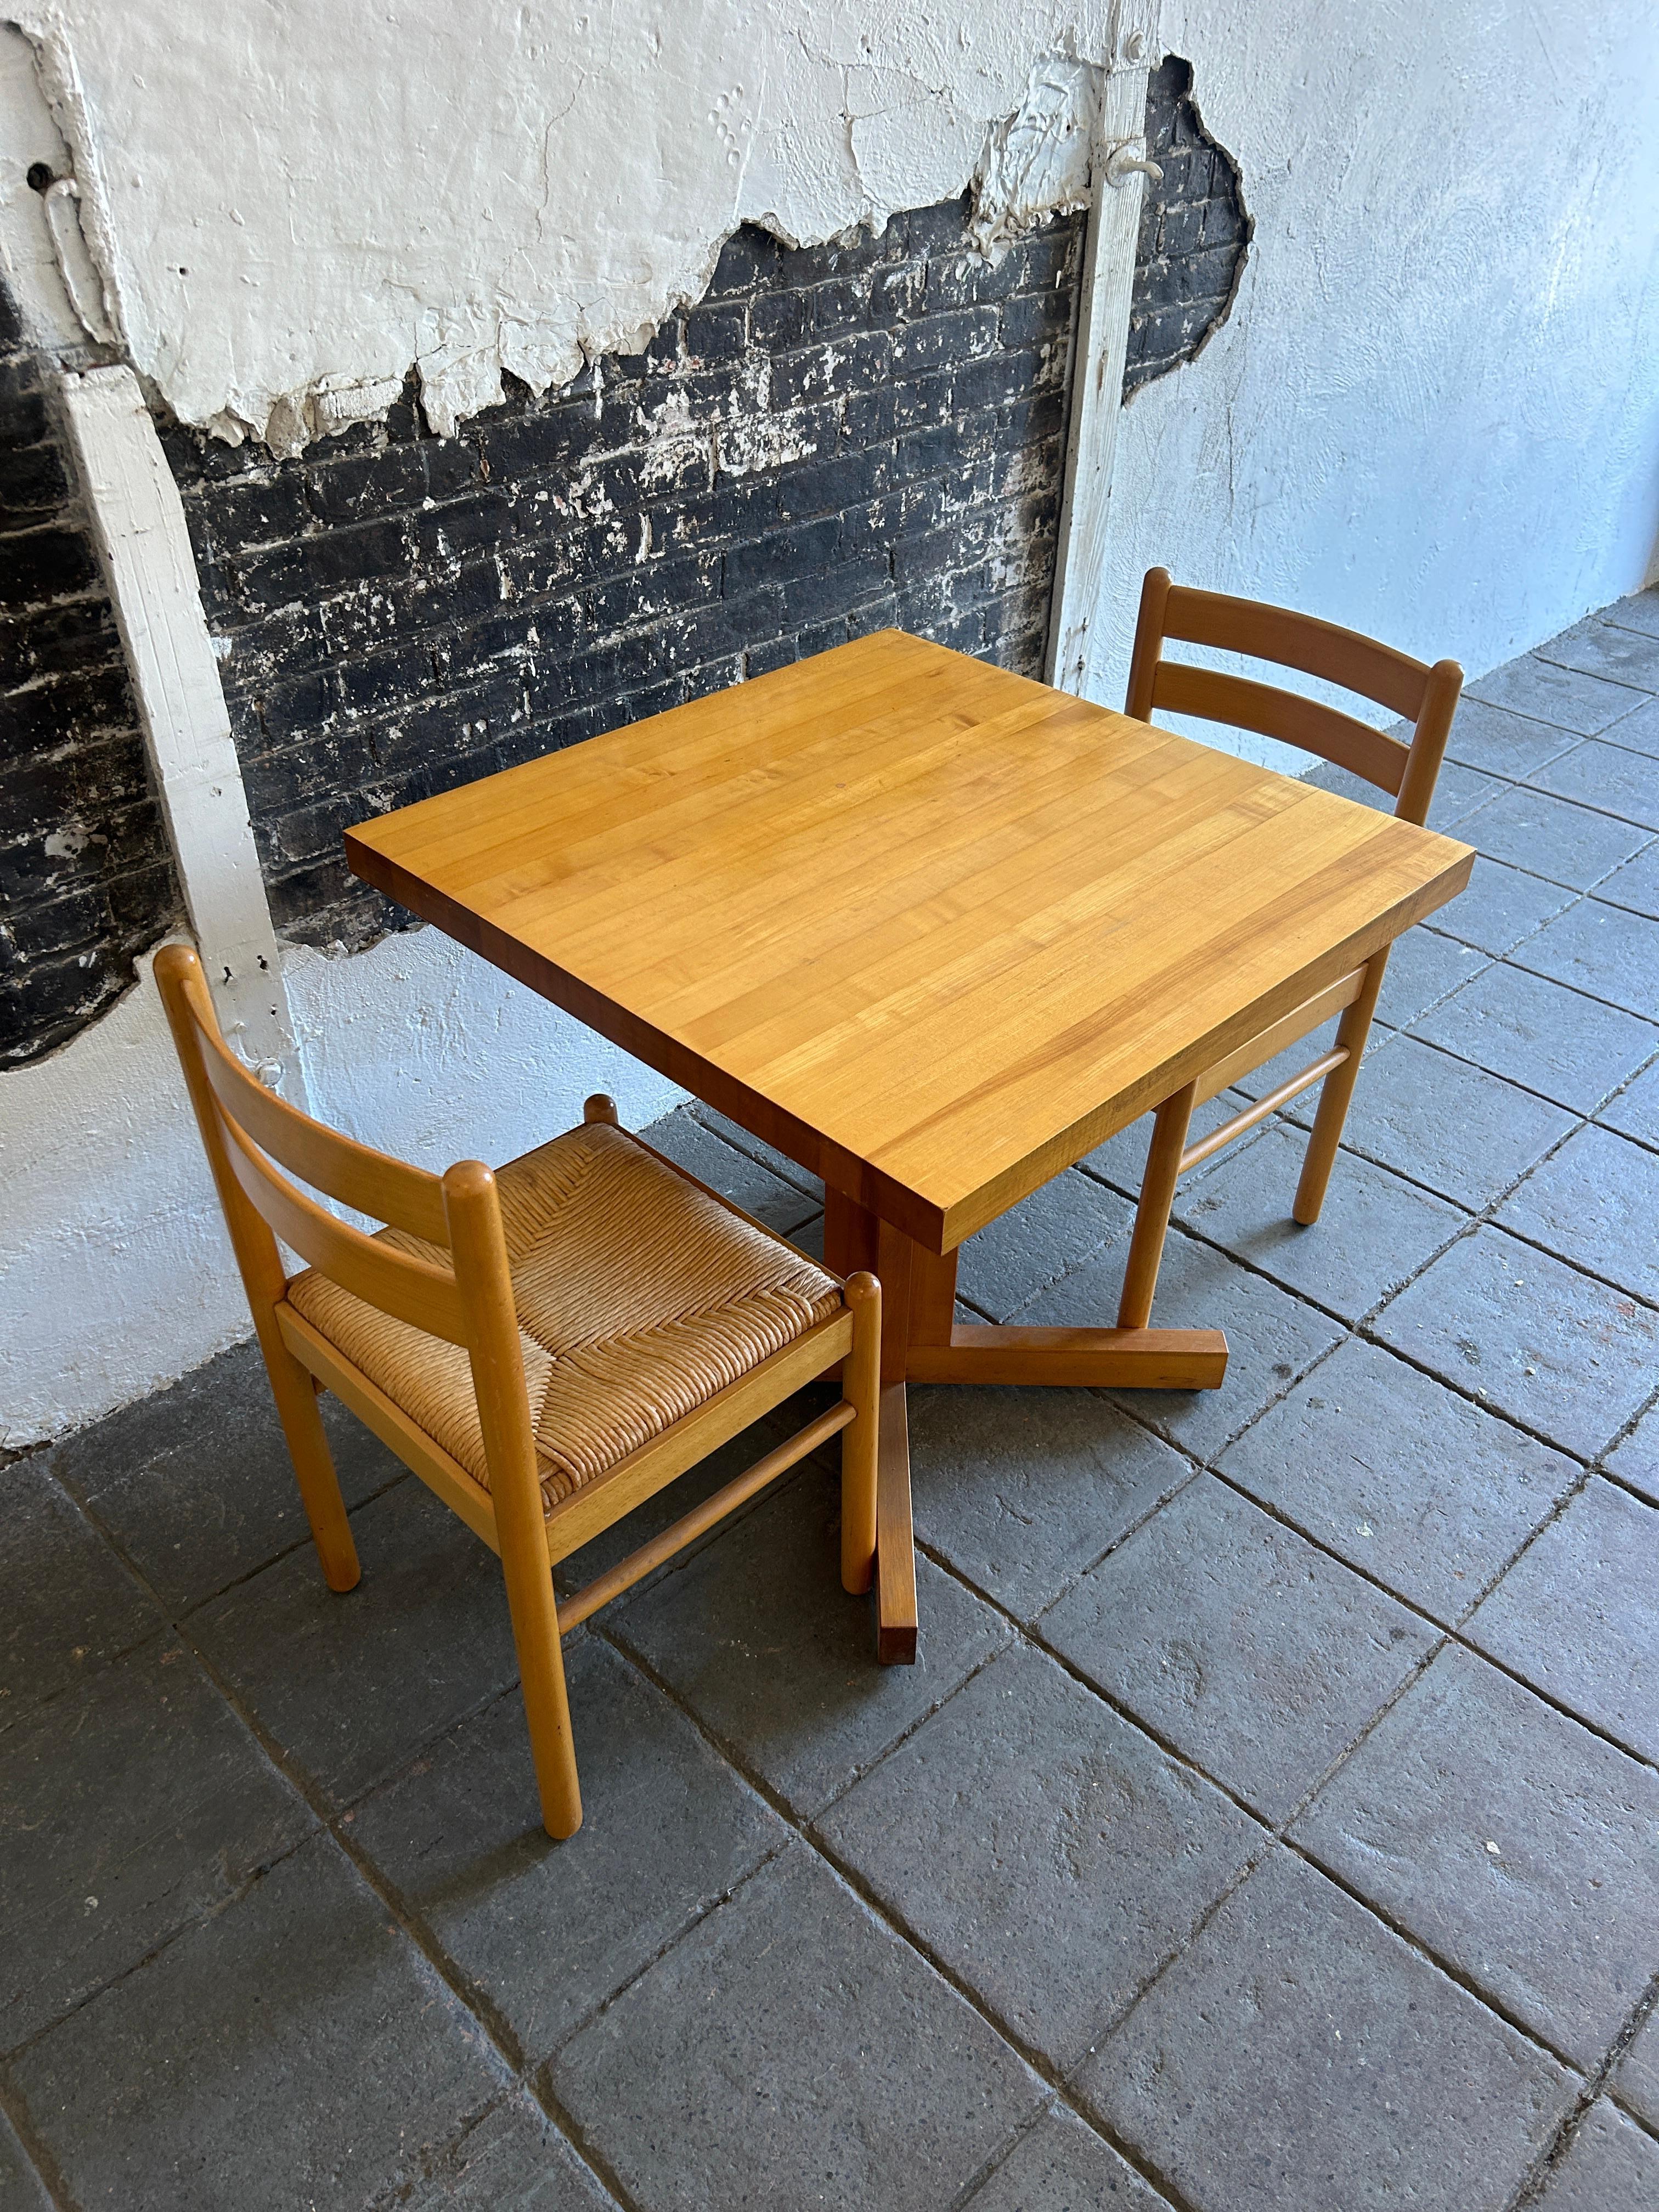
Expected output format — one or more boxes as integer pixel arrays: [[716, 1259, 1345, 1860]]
[[161, 198, 1083, 952], [1124, 57, 1251, 399], [0, 289, 182, 1068]]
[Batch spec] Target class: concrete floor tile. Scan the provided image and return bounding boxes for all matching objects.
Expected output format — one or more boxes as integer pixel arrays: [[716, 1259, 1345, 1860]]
[[192, 1477, 521, 1809], [1176, 1126, 1467, 1323], [611, 1464, 1011, 1816], [551, 1843, 1043, 2212], [372, 2093, 614, 2209], [1306, 1037, 1576, 1212], [1599, 1057, 1659, 1150], [1528, 2100, 1659, 2212], [1512, 896, 1659, 1020], [1433, 759, 1512, 829], [0, 2111, 50, 2209], [1594, 841, 1659, 918], [961, 2108, 1173, 2211], [1423, 859, 1579, 957], [0, 1459, 163, 1729], [1079, 1090, 1262, 1197], [1075, 1848, 1576, 2212], [684, 1102, 823, 1200], [957, 1170, 1136, 1320], [46, 1339, 406, 1613], [1468, 651, 1646, 737], [1534, 616, 1659, 696], [552, 1404, 806, 1598], [1615, 2006, 1659, 2130], [8, 1833, 506, 2212], [349, 1641, 786, 2063], [1041, 1476, 1434, 1821], [817, 1643, 1262, 2068], [1595, 693, 1659, 758], [636, 1107, 820, 1233], [1293, 1644, 1659, 2068], [1446, 697, 1582, 781], [0, 1637, 312, 2051], [1409, 961, 1659, 1114], [1497, 1124, 1659, 1302], [1017, 1229, 1345, 1463], [1373, 1227, 1659, 1460], [1463, 781, 1650, 888], [1605, 1401, 1659, 1505], [909, 1386, 1192, 1621], [1598, 587, 1659, 639], [1530, 740, 1659, 830], [1464, 1479, 1659, 1764], [1218, 1339, 1577, 1626], [1372, 924, 1488, 1028]]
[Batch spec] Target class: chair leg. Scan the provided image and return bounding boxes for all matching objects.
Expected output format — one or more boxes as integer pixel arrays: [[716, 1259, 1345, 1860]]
[[262, 1335, 360, 1593], [1116, 1082, 1197, 1330], [1293, 951, 1388, 1226], [840, 1271, 882, 1594], [500, 1542, 583, 1839]]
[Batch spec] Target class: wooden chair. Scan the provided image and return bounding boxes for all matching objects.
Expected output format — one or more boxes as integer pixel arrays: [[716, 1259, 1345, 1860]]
[[1114, 568, 1463, 1330], [155, 942, 885, 1841]]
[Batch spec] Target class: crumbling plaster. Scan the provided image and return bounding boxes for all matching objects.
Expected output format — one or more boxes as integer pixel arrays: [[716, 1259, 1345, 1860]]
[[12, 2, 1115, 450]]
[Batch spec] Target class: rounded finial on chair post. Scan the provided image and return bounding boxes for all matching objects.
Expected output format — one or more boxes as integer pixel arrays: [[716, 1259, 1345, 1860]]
[[583, 1094, 620, 1126]]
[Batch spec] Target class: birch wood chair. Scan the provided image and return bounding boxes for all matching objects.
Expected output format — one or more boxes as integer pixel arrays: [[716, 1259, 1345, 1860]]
[[155, 942, 883, 1841], [1114, 567, 1464, 1331]]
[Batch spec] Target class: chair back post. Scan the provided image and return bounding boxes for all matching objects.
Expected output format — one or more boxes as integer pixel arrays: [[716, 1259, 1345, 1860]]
[[155, 943, 291, 1331], [443, 1159, 582, 1837], [1125, 565, 1172, 721], [155, 940, 362, 1590], [1393, 657, 1464, 827]]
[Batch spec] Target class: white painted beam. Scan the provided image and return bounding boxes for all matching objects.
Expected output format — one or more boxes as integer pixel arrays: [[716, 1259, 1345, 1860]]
[[1045, 8, 1161, 699], [57, 364, 304, 1098]]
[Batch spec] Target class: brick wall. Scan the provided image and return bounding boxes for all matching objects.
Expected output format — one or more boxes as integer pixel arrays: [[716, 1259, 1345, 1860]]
[[163, 198, 1084, 952], [0, 64, 1246, 1062], [1125, 57, 1251, 398], [0, 289, 181, 1068]]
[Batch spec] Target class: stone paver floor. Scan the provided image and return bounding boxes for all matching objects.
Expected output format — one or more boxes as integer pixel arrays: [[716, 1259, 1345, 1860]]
[[4, 595, 1659, 2210]]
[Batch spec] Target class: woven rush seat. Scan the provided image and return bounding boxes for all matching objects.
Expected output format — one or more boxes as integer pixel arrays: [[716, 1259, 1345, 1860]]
[[287, 1120, 842, 1508]]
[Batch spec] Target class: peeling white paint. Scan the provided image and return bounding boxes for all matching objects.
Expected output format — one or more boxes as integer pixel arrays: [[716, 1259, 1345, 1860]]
[[13, 1, 1122, 452]]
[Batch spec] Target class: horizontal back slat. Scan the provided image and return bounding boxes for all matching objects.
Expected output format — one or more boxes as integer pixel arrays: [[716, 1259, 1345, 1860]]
[[219, 1113, 471, 1345], [1164, 583, 1431, 721], [191, 1009, 449, 1244], [1150, 663, 1411, 797]]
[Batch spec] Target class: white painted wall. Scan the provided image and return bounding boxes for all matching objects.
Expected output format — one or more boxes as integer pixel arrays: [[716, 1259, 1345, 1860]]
[[4, 0, 1657, 1443], [1093, 0, 1659, 735]]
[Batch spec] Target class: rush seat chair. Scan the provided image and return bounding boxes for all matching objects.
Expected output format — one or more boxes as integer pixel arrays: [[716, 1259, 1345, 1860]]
[[155, 941, 887, 1839], [1113, 567, 1464, 1334]]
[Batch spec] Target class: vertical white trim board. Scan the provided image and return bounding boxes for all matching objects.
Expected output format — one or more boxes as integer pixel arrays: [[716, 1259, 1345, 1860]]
[[57, 363, 304, 1097], [1046, 8, 1161, 700]]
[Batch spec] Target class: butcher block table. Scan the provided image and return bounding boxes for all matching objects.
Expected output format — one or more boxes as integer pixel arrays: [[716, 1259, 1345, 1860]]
[[347, 630, 1474, 1659]]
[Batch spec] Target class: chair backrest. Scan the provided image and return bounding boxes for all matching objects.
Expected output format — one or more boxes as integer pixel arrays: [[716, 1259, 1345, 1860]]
[[1125, 567, 1464, 827], [155, 941, 484, 1350]]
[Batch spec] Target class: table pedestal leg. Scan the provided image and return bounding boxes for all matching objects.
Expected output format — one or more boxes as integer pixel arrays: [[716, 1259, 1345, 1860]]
[[826, 1192, 917, 1664]]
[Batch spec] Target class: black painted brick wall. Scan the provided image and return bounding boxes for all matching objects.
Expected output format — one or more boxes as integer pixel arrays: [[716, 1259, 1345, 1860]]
[[0, 289, 181, 1068], [163, 196, 1083, 952], [1125, 57, 1251, 398]]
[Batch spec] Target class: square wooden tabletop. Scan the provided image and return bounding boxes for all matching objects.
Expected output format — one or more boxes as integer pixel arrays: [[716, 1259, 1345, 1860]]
[[347, 630, 1474, 1254]]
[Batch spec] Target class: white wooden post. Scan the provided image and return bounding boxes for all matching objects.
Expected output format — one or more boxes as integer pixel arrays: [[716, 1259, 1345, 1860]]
[[1046, 7, 1162, 699], [57, 365, 305, 1099]]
